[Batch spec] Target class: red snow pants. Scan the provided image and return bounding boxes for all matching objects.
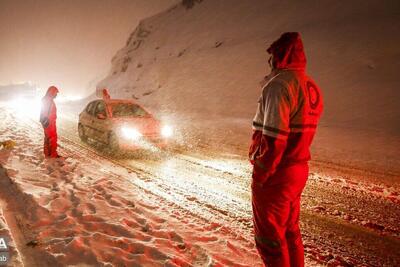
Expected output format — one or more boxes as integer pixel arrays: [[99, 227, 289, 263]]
[[43, 121, 58, 158], [252, 163, 308, 267]]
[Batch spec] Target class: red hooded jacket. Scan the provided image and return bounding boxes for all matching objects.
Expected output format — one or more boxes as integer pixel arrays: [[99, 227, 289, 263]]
[[250, 32, 323, 184], [40, 86, 58, 127]]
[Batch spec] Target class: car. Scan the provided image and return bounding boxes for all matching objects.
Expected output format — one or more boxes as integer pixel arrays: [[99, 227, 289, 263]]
[[78, 99, 173, 151]]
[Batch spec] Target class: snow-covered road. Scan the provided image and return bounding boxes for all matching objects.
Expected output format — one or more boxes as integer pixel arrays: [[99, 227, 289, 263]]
[[0, 105, 399, 266]]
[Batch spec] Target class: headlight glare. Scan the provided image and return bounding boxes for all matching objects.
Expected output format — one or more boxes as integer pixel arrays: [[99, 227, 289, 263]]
[[161, 125, 173, 138], [121, 127, 142, 140]]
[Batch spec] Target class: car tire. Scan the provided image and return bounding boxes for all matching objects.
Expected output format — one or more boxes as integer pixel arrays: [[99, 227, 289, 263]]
[[78, 124, 88, 142], [108, 132, 120, 152]]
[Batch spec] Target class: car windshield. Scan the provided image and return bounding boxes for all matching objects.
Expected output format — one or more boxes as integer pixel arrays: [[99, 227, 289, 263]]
[[110, 103, 149, 118]]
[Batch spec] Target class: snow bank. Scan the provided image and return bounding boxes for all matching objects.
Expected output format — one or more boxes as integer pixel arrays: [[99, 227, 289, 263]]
[[98, 0, 400, 174]]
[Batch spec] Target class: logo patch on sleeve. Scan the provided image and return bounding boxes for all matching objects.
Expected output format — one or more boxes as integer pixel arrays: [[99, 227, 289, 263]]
[[307, 81, 320, 110]]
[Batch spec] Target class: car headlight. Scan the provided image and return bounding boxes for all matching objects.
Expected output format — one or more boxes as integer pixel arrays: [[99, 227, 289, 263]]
[[161, 125, 173, 138], [121, 127, 142, 140]]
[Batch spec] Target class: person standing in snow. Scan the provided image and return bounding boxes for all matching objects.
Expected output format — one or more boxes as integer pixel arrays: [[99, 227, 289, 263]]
[[40, 86, 61, 158], [102, 88, 111, 101], [249, 32, 323, 266]]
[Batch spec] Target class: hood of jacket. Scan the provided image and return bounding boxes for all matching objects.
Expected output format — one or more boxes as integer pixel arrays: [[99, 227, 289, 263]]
[[45, 86, 59, 99], [267, 32, 306, 71]]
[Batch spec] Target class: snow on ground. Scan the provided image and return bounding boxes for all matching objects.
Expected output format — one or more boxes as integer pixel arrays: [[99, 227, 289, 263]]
[[0, 107, 266, 266], [0, 99, 399, 266]]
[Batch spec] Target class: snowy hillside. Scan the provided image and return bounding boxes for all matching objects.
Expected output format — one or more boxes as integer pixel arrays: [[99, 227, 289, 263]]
[[98, 0, 400, 174]]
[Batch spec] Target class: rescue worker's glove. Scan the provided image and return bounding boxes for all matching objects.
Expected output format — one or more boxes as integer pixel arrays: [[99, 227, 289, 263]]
[[40, 116, 50, 128], [251, 135, 288, 184], [249, 130, 263, 165]]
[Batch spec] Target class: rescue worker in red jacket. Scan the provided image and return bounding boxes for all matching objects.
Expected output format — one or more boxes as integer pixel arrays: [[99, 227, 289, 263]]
[[102, 88, 111, 101], [249, 32, 323, 266], [40, 86, 60, 158]]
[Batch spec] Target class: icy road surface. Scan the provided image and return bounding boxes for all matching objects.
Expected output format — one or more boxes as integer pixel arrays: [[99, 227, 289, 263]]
[[0, 105, 399, 266]]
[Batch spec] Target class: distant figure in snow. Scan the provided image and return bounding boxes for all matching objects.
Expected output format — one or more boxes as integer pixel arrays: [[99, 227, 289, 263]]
[[40, 86, 61, 158], [102, 88, 111, 100], [249, 32, 323, 266]]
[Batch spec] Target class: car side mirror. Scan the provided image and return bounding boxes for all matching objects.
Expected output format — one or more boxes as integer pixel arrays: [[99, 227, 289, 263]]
[[97, 113, 106, 120]]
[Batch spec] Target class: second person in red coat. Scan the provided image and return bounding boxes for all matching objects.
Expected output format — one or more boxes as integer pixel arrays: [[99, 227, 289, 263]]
[[40, 85, 61, 158]]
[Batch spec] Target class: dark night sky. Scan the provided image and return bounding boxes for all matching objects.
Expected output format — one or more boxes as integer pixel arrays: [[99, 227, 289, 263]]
[[0, 0, 178, 97]]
